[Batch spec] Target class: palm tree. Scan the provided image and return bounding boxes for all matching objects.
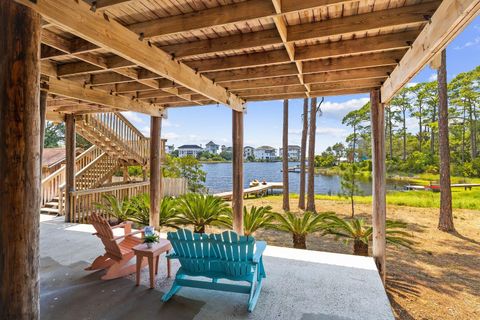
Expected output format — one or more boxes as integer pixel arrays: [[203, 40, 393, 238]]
[[299, 98, 308, 209], [174, 193, 230, 233], [272, 211, 334, 249], [127, 193, 179, 229], [324, 216, 415, 256], [94, 194, 132, 224], [217, 205, 276, 236]]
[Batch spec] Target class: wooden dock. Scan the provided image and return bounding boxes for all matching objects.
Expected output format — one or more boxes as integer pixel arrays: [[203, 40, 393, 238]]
[[404, 183, 480, 191], [214, 182, 283, 200]]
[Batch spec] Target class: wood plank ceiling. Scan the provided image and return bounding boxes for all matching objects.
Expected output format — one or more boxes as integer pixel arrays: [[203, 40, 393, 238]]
[[38, 0, 442, 118]]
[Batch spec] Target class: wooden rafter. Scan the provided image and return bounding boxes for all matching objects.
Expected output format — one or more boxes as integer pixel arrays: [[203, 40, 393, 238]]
[[381, 0, 480, 102], [18, 0, 245, 111]]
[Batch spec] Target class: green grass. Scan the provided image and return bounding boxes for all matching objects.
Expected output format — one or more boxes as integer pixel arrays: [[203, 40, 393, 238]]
[[287, 189, 480, 210]]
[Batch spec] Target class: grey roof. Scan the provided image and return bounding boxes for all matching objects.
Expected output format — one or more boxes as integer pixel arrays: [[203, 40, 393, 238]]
[[256, 146, 276, 150], [206, 141, 219, 146], [178, 144, 203, 149]]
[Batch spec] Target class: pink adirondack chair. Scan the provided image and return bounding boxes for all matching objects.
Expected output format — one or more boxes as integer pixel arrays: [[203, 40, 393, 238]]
[[86, 213, 146, 280]]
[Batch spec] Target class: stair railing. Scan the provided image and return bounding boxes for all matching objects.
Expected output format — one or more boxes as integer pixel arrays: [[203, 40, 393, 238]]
[[41, 145, 101, 207]]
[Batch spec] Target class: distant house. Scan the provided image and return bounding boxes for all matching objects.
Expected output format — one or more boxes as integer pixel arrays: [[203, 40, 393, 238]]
[[165, 144, 175, 154], [279, 145, 301, 161], [244, 146, 255, 159], [220, 145, 227, 153], [205, 141, 220, 154], [177, 145, 203, 158], [42, 147, 83, 178], [254, 146, 277, 160]]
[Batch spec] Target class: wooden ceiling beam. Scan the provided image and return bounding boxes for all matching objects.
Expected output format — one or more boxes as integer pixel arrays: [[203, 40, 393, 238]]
[[234, 85, 307, 97], [40, 61, 163, 116], [309, 79, 384, 91], [159, 2, 437, 59], [244, 93, 308, 101], [287, 1, 439, 42], [18, 0, 244, 111], [381, 0, 480, 103], [304, 66, 393, 84], [94, 0, 135, 10], [309, 88, 372, 97], [129, 0, 359, 39], [221, 76, 301, 90], [205, 63, 299, 83]]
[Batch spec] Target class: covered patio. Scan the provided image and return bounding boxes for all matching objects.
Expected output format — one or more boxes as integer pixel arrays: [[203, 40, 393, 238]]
[[1, 0, 479, 319], [40, 215, 393, 319]]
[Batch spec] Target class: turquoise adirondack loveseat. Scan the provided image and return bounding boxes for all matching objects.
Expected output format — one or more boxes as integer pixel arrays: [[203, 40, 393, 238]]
[[161, 229, 267, 312]]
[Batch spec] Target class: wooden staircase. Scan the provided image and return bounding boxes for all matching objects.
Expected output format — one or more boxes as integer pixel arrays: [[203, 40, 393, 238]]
[[41, 112, 150, 215]]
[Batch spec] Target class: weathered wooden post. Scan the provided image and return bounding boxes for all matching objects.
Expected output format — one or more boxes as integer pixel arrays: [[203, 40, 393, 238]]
[[0, 2, 41, 318], [65, 114, 76, 222], [370, 89, 386, 283], [150, 116, 162, 229], [282, 99, 290, 211], [232, 110, 244, 235], [40, 90, 48, 165]]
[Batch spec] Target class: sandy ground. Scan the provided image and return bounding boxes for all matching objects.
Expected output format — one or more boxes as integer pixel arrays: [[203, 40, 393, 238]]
[[214, 197, 480, 320]]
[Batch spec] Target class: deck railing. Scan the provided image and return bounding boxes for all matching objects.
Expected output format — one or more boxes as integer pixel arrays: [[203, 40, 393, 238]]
[[82, 112, 149, 164], [41, 145, 101, 206], [67, 178, 188, 223]]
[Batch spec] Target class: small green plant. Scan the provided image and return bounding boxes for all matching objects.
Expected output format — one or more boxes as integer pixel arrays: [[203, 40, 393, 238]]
[[143, 233, 159, 245], [94, 194, 132, 224], [272, 211, 335, 249], [340, 162, 362, 217], [217, 205, 276, 236], [174, 193, 230, 233], [127, 193, 179, 229], [324, 216, 415, 256]]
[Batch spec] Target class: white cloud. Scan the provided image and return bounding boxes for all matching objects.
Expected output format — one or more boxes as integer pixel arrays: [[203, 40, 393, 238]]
[[428, 73, 438, 82], [320, 97, 370, 119], [454, 36, 480, 50], [406, 82, 418, 88], [316, 127, 349, 139]]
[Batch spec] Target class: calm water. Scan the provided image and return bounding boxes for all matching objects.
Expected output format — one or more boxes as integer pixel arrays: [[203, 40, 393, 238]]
[[202, 162, 405, 195]]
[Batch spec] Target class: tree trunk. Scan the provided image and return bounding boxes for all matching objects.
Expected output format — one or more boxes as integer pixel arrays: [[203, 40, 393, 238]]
[[403, 108, 407, 161], [388, 107, 393, 160], [195, 225, 206, 234], [293, 234, 307, 249], [470, 102, 477, 159], [437, 49, 455, 233], [352, 126, 357, 164], [430, 104, 436, 156], [149, 116, 162, 229], [0, 2, 41, 318], [354, 240, 369, 256], [307, 97, 317, 212], [419, 102, 423, 152], [299, 98, 308, 210], [462, 106, 466, 164], [350, 192, 355, 217], [282, 99, 290, 211]]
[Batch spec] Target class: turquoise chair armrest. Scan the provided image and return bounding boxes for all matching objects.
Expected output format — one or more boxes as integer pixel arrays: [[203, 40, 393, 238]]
[[252, 241, 267, 263]]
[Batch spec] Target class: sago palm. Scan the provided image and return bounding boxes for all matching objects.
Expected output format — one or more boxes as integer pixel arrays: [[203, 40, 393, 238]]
[[94, 194, 132, 224], [127, 193, 179, 229], [324, 216, 415, 256], [272, 211, 334, 249], [174, 193, 230, 233], [216, 205, 276, 236]]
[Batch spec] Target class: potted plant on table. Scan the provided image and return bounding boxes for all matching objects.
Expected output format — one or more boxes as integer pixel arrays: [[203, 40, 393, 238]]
[[143, 226, 159, 248]]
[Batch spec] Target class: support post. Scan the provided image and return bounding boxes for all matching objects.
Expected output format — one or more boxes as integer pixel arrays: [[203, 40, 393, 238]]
[[40, 90, 47, 168], [436, 49, 455, 232], [232, 110, 244, 235], [282, 99, 290, 211], [0, 1, 41, 318], [370, 89, 386, 283], [65, 114, 76, 222], [306, 97, 317, 212], [150, 116, 162, 229]]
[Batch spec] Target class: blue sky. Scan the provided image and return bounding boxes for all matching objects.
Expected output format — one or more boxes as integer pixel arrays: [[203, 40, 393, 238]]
[[124, 17, 480, 152]]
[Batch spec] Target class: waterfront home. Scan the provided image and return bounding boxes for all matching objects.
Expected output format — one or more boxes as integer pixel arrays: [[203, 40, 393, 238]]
[[177, 145, 204, 158], [279, 145, 301, 161], [205, 141, 220, 154], [244, 146, 255, 159], [165, 144, 175, 154], [255, 146, 277, 161]]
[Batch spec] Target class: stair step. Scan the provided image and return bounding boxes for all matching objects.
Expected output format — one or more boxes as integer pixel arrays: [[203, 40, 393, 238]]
[[40, 207, 59, 214], [45, 201, 59, 208]]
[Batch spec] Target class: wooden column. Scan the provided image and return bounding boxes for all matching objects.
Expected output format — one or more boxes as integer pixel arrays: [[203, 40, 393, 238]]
[[370, 89, 386, 283], [150, 116, 162, 229], [65, 114, 76, 222], [282, 99, 290, 211], [0, 2, 41, 318], [232, 110, 244, 235], [40, 90, 47, 166]]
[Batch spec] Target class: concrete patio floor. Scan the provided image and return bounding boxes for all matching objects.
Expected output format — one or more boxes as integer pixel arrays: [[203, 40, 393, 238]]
[[39, 215, 394, 320]]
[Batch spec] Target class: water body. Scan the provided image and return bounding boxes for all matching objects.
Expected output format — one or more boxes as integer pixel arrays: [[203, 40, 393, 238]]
[[202, 162, 405, 195]]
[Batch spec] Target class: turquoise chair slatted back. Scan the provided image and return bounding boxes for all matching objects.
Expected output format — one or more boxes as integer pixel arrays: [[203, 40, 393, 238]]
[[167, 229, 212, 274], [209, 231, 255, 278]]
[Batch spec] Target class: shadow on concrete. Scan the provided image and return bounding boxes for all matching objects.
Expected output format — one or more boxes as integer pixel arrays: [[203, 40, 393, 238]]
[[40, 257, 204, 320]]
